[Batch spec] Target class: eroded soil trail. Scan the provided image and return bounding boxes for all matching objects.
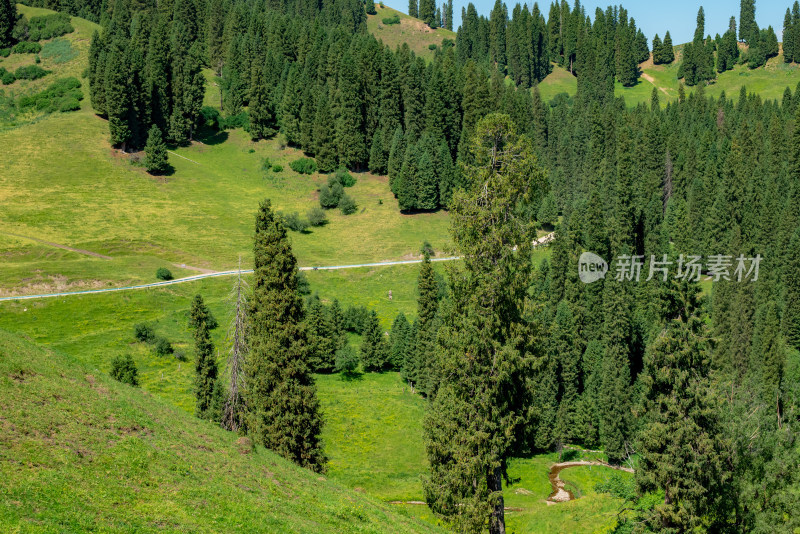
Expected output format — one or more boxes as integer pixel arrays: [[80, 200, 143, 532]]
[[547, 461, 634, 504]]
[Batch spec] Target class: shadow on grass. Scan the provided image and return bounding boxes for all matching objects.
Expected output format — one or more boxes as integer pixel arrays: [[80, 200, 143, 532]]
[[196, 128, 229, 146], [339, 371, 364, 382]]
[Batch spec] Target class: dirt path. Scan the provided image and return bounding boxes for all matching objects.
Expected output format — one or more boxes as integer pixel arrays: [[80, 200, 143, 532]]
[[640, 72, 670, 97], [1, 231, 113, 260], [547, 461, 634, 504]]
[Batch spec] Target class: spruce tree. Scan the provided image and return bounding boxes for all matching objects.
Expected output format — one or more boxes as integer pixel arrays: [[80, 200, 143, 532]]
[[740, 0, 758, 44], [414, 249, 439, 394], [248, 63, 274, 141], [637, 282, 728, 532], [423, 114, 547, 534], [313, 87, 338, 173], [783, 229, 800, 350], [553, 300, 581, 444], [368, 129, 386, 174], [334, 52, 366, 169], [190, 294, 219, 420], [387, 127, 405, 189], [105, 40, 132, 150], [389, 312, 410, 370], [408, 0, 418, 19], [652, 34, 663, 64], [0, 0, 15, 48], [281, 64, 304, 146], [418, 0, 436, 27], [144, 125, 169, 175], [307, 297, 335, 373], [360, 310, 390, 371], [444, 0, 453, 31], [662, 31, 675, 63], [245, 200, 326, 473], [88, 31, 107, 116]]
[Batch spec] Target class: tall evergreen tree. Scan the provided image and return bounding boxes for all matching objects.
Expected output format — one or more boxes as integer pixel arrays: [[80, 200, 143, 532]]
[[414, 249, 439, 394], [783, 229, 800, 349], [0, 0, 15, 48], [144, 125, 169, 174], [245, 200, 326, 473], [334, 52, 366, 169], [739, 0, 758, 44], [307, 297, 336, 373], [418, 0, 436, 27], [190, 294, 219, 420], [423, 114, 547, 534], [361, 310, 390, 371], [408, 0, 418, 19]]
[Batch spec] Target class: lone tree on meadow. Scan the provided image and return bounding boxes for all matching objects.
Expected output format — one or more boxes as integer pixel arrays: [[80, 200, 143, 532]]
[[423, 114, 547, 534], [245, 199, 327, 473], [144, 125, 169, 175]]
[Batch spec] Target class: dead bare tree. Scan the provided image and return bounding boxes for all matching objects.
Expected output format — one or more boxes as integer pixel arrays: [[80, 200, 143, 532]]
[[221, 258, 249, 432]]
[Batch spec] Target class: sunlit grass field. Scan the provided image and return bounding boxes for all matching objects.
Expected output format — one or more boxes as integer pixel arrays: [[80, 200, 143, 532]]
[[367, 4, 455, 60]]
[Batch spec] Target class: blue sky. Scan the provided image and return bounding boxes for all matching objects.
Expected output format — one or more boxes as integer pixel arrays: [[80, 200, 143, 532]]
[[384, 0, 790, 44]]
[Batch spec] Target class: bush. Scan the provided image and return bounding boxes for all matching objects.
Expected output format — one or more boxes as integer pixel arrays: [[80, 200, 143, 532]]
[[382, 15, 400, 25], [272, 164, 283, 172], [12, 42, 41, 54], [595, 473, 636, 501], [335, 345, 360, 375], [260, 157, 272, 171], [283, 211, 309, 232], [200, 106, 222, 130], [420, 241, 435, 256], [335, 167, 356, 187], [221, 111, 249, 130], [296, 271, 311, 295], [173, 350, 187, 362], [14, 65, 49, 81], [110, 354, 140, 386], [40, 38, 77, 64], [154, 337, 173, 356], [0, 68, 14, 85], [134, 323, 156, 343], [338, 193, 357, 215], [0, 48, 9, 58], [156, 267, 173, 280], [307, 207, 328, 227], [17, 77, 82, 113], [428, 44, 437, 51], [290, 157, 317, 174], [319, 177, 344, 209], [28, 14, 74, 41]]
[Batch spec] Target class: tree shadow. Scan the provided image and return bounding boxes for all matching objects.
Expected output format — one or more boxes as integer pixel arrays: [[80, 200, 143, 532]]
[[340, 370, 364, 382], [196, 127, 229, 146]]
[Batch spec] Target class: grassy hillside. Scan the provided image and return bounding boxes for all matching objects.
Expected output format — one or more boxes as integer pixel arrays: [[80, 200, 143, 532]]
[[537, 46, 800, 106], [0, 329, 443, 533], [0, 6, 452, 298], [367, 4, 455, 59]]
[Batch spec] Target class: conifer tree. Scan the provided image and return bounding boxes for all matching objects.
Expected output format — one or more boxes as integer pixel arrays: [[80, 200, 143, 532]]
[[88, 30, 107, 116], [396, 142, 419, 210], [387, 127, 405, 188], [245, 200, 326, 473], [169, 42, 205, 144], [652, 34, 663, 63], [307, 297, 335, 373], [414, 250, 439, 394], [637, 282, 728, 532], [740, 0, 758, 44], [144, 125, 169, 175], [360, 310, 390, 371], [248, 63, 275, 141], [280, 64, 304, 146], [418, 0, 436, 27], [329, 299, 347, 351], [221, 264, 248, 433], [105, 40, 132, 150], [783, 229, 800, 350], [368, 129, 386, 174], [334, 52, 366, 169], [444, 0, 453, 30], [662, 31, 675, 63], [0, 0, 15, 48], [313, 87, 338, 172], [553, 300, 581, 444], [408, 0, 418, 19], [389, 312, 410, 370], [190, 294, 219, 420], [423, 114, 547, 534]]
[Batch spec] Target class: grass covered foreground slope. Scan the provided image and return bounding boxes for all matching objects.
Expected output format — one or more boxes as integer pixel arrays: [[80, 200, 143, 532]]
[[0, 329, 444, 533]]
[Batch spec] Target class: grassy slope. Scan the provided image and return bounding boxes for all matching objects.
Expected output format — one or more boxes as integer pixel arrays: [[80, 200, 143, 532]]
[[367, 4, 455, 60], [538, 46, 800, 106], [0, 329, 443, 533], [0, 6, 451, 296]]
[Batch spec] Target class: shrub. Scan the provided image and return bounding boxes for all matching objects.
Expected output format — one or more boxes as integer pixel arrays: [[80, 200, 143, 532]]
[[17, 77, 82, 113], [335, 345, 360, 375], [382, 15, 400, 25], [428, 44, 437, 51], [14, 65, 49, 81], [12, 42, 41, 54], [420, 241, 435, 256], [156, 267, 173, 280], [110, 354, 140, 386], [283, 211, 309, 233], [173, 351, 188, 362], [307, 207, 328, 227], [28, 14, 74, 41], [40, 38, 77, 64], [272, 164, 283, 172], [366, 1, 376, 15], [595, 473, 636, 501], [200, 106, 222, 130], [0, 48, 9, 58], [260, 157, 272, 172], [221, 111, 248, 130], [338, 193, 357, 215], [290, 157, 317, 174], [296, 271, 311, 295], [335, 167, 356, 187], [319, 178, 344, 209], [154, 337, 173, 356], [134, 323, 156, 343], [0, 68, 14, 85]]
